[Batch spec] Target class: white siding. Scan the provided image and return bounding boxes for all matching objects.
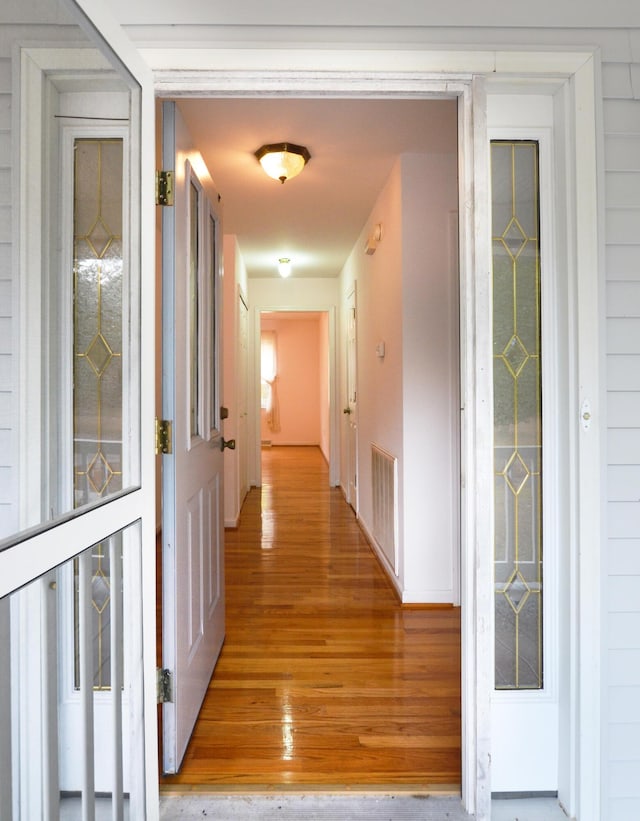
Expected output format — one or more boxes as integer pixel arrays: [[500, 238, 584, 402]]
[[603, 46, 640, 821], [0, 55, 15, 539]]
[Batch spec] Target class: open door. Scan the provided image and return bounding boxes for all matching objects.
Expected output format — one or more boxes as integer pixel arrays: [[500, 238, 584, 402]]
[[160, 101, 225, 773]]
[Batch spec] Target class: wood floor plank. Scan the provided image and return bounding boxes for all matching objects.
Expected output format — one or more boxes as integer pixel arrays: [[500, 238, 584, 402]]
[[161, 445, 461, 788]]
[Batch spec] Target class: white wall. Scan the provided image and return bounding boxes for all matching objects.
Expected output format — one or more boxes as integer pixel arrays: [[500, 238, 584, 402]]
[[222, 235, 248, 526], [341, 161, 404, 572], [401, 153, 459, 603], [340, 151, 458, 603]]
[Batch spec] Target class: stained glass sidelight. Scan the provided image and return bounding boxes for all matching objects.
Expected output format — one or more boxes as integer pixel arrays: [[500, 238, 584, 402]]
[[73, 139, 124, 507], [73, 138, 124, 690], [492, 141, 543, 690]]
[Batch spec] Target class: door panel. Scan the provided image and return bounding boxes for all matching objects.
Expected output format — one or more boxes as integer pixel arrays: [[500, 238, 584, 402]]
[[205, 476, 223, 613], [161, 101, 225, 773]]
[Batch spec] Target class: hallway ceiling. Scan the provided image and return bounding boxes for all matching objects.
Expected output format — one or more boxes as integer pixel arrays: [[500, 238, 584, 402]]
[[175, 98, 457, 279]]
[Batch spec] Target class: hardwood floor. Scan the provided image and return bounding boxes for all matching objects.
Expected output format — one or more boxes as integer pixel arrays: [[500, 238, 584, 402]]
[[161, 446, 461, 790]]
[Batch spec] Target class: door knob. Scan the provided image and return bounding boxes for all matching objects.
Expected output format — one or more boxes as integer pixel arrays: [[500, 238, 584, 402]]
[[221, 438, 236, 451], [343, 407, 352, 415]]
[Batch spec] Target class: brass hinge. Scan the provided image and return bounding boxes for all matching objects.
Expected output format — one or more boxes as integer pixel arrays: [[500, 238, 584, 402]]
[[155, 170, 174, 206], [155, 418, 173, 455], [157, 667, 173, 703]]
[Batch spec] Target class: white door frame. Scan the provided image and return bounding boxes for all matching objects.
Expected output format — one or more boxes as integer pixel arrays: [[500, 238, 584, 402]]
[[146, 49, 602, 821]]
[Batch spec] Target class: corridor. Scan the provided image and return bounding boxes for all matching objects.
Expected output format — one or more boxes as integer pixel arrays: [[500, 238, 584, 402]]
[[161, 445, 461, 789]]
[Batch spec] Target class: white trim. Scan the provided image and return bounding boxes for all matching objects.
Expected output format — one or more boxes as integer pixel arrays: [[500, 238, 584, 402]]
[[463, 75, 493, 821], [572, 55, 604, 821], [143, 49, 595, 82]]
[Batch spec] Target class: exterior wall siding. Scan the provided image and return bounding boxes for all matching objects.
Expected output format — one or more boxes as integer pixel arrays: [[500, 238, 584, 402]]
[[603, 47, 640, 821], [0, 54, 15, 539]]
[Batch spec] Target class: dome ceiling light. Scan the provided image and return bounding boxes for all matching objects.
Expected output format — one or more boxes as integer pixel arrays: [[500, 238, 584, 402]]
[[255, 142, 311, 184]]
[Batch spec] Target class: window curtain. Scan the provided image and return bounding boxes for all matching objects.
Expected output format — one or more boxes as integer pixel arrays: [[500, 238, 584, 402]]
[[261, 330, 281, 433]]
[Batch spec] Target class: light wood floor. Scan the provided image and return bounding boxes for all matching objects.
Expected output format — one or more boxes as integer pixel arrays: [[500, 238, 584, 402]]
[[161, 445, 461, 790]]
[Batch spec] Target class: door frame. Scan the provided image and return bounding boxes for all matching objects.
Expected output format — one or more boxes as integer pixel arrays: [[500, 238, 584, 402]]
[[251, 306, 338, 489], [149, 51, 602, 821]]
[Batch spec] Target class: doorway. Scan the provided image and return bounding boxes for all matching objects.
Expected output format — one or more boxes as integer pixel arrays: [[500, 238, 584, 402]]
[[258, 310, 333, 473], [259, 311, 331, 459], [157, 92, 464, 790], [155, 57, 601, 817]]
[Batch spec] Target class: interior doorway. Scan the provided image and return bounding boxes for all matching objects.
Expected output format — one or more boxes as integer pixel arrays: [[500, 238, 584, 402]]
[[259, 311, 331, 461]]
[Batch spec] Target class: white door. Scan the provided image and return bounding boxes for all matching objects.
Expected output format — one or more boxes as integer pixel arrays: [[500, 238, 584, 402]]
[[161, 101, 225, 773], [489, 96, 561, 792], [345, 287, 358, 511]]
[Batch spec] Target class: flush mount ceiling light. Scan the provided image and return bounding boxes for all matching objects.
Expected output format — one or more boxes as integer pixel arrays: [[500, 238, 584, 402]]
[[278, 258, 292, 278], [255, 143, 311, 184]]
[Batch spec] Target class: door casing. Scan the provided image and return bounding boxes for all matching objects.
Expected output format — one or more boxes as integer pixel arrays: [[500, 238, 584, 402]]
[[150, 51, 602, 821]]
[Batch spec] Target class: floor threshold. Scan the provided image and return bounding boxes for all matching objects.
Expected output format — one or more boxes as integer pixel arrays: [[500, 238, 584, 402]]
[[159, 792, 472, 820]]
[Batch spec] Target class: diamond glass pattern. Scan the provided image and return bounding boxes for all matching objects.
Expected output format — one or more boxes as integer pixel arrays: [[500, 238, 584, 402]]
[[492, 141, 543, 690], [72, 139, 124, 691], [73, 139, 123, 508]]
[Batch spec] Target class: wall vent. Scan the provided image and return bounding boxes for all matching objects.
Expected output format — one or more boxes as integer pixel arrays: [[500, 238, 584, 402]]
[[371, 443, 398, 574]]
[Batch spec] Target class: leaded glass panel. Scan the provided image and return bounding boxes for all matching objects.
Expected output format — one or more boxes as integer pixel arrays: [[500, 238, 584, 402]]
[[190, 180, 200, 438], [209, 212, 218, 433], [73, 139, 124, 507], [492, 141, 543, 690], [73, 138, 124, 690]]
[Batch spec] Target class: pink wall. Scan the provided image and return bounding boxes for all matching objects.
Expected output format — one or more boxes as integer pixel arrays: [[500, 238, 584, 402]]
[[260, 315, 322, 446]]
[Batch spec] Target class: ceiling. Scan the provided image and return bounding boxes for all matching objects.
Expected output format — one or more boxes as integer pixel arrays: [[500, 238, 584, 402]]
[[175, 98, 458, 279]]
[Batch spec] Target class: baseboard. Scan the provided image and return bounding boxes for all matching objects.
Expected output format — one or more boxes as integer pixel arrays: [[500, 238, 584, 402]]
[[357, 516, 454, 606], [401, 590, 454, 605], [357, 515, 403, 602]]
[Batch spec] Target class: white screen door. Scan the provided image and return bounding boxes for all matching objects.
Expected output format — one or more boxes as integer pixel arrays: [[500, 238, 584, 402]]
[[160, 100, 225, 773]]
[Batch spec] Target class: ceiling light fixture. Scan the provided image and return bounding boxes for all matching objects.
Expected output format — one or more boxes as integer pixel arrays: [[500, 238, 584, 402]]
[[278, 258, 292, 278], [255, 143, 311, 184]]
